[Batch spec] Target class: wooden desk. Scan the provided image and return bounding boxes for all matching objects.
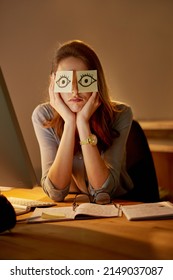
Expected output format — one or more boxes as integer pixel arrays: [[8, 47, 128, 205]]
[[0, 187, 173, 260]]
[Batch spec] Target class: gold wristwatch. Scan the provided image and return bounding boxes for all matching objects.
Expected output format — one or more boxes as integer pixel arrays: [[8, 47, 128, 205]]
[[80, 134, 97, 146]]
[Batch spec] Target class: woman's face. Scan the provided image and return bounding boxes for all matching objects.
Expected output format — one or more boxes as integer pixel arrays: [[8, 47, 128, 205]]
[[56, 56, 92, 113]]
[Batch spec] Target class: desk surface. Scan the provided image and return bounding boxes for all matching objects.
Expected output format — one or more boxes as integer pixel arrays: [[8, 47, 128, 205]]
[[1, 187, 173, 260]]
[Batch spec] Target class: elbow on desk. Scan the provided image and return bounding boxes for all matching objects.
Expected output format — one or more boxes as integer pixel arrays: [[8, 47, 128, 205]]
[[41, 177, 69, 202]]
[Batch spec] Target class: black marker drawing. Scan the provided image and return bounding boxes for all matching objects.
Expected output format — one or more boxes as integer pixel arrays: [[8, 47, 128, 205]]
[[56, 75, 71, 88], [54, 70, 98, 93], [54, 71, 73, 93], [78, 73, 97, 88], [77, 70, 98, 93]]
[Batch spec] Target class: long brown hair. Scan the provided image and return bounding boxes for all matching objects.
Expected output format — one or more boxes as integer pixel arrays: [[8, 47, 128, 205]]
[[46, 40, 120, 152]]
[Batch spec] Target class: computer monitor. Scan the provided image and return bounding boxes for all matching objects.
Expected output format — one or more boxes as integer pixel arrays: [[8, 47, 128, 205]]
[[0, 67, 38, 190]]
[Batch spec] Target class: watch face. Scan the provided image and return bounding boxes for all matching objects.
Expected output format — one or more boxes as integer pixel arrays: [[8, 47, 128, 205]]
[[80, 134, 97, 146], [89, 134, 97, 145]]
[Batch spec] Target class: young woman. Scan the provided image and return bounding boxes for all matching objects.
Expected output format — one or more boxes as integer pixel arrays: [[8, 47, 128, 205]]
[[32, 40, 134, 204]]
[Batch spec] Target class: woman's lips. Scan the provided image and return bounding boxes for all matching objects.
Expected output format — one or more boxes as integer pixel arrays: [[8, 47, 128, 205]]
[[68, 98, 84, 102]]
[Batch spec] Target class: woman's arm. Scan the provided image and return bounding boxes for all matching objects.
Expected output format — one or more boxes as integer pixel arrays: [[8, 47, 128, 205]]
[[76, 92, 109, 189], [47, 120, 75, 189], [90, 104, 133, 197], [31, 104, 74, 201], [47, 75, 76, 190], [77, 100, 133, 196]]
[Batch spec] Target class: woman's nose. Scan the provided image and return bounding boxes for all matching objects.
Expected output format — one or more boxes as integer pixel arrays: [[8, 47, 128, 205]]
[[72, 88, 78, 96], [72, 80, 78, 96]]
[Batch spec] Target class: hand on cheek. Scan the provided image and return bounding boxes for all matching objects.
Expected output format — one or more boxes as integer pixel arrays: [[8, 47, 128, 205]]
[[49, 76, 75, 124], [77, 92, 101, 123]]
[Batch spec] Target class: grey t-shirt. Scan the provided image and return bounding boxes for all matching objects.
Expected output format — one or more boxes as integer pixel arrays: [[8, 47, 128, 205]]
[[32, 102, 134, 201]]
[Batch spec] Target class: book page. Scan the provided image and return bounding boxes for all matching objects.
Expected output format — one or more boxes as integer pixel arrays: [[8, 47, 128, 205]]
[[75, 203, 119, 218], [122, 201, 173, 221], [28, 206, 75, 223]]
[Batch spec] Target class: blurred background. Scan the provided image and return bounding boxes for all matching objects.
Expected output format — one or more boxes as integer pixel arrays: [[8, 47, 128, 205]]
[[0, 0, 173, 180]]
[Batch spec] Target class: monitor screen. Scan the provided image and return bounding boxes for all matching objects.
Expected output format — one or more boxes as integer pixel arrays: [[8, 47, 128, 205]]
[[0, 67, 38, 190]]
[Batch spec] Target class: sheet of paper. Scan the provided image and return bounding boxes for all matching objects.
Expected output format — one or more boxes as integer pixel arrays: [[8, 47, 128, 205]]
[[77, 70, 98, 93], [122, 201, 173, 221], [54, 70, 98, 93], [76, 203, 119, 217], [54, 71, 73, 93], [14, 205, 31, 215], [28, 206, 75, 223]]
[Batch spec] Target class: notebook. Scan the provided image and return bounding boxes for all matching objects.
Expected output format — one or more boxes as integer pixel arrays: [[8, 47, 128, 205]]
[[27, 203, 120, 223], [122, 201, 173, 221]]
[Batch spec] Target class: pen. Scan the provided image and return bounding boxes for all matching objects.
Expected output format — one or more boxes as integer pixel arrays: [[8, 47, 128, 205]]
[[17, 216, 41, 223]]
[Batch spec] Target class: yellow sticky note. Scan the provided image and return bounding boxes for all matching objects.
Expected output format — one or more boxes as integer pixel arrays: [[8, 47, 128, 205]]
[[41, 212, 66, 219]]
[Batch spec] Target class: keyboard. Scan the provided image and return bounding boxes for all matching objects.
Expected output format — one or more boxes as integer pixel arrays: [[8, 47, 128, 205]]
[[8, 197, 57, 208]]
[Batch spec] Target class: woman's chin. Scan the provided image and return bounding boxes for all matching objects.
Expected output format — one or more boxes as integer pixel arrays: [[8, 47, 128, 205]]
[[69, 104, 84, 113]]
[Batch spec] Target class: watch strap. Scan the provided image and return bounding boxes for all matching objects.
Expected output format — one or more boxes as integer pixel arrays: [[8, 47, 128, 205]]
[[80, 134, 97, 146]]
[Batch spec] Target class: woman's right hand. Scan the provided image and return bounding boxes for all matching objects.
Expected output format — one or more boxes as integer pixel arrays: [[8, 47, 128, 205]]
[[49, 74, 75, 124]]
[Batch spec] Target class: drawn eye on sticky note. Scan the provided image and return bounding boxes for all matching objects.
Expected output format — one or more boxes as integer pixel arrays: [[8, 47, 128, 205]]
[[54, 71, 73, 93], [77, 70, 98, 93]]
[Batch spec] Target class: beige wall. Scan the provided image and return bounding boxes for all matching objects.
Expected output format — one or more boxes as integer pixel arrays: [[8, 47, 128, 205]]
[[1, 0, 173, 179]]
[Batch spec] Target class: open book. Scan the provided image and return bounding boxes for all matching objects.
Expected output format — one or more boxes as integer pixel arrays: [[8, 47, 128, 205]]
[[122, 201, 173, 221], [27, 203, 119, 223]]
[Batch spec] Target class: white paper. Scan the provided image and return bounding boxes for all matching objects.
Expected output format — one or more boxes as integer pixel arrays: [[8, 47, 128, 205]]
[[54, 71, 73, 93], [28, 203, 119, 223], [13, 205, 31, 215], [54, 70, 98, 93], [122, 201, 173, 221]]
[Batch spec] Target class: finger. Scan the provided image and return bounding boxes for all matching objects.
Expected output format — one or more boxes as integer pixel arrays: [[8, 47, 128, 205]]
[[91, 91, 98, 98], [91, 92, 101, 107]]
